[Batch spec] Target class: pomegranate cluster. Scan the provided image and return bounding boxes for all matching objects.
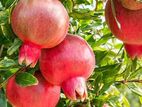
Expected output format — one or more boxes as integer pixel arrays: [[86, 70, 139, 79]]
[[105, 0, 142, 59], [6, 0, 96, 107]]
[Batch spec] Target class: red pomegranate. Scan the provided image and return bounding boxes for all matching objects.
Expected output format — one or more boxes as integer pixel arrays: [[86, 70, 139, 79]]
[[6, 72, 61, 107], [120, 0, 142, 10], [105, 0, 142, 44], [40, 34, 95, 101], [11, 0, 69, 67], [124, 44, 142, 59]]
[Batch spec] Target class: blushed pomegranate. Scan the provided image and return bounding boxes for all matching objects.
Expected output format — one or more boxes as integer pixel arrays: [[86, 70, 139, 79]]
[[120, 0, 142, 10], [40, 34, 95, 101], [6, 72, 61, 107], [124, 44, 142, 59], [11, 0, 69, 67], [105, 0, 142, 44]]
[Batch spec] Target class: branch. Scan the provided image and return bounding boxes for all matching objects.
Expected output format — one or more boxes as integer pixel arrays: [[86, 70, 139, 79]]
[[94, 0, 98, 11], [0, 45, 4, 57], [116, 80, 142, 84], [71, 0, 75, 7]]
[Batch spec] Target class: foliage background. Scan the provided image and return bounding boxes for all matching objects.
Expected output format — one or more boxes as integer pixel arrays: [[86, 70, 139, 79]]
[[0, 0, 142, 107]]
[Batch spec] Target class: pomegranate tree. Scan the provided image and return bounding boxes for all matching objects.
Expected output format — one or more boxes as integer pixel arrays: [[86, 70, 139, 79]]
[[105, 0, 142, 44], [40, 34, 95, 101], [120, 0, 142, 10], [11, 0, 69, 67], [6, 72, 60, 107]]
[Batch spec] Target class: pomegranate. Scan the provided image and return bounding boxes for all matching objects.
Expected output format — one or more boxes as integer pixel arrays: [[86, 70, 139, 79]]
[[11, 0, 69, 67], [120, 0, 142, 10], [6, 72, 61, 107], [40, 34, 95, 101], [105, 0, 142, 44], [124, 44, 142, 59]]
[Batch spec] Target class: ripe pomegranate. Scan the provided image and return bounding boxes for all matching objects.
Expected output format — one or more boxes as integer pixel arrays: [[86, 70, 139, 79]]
[[120, 0, 142, 10], [105, 0, 142, 44], [124, 44, 142, 59], [6, 72, 61, 107], [11, 0, 69, 67], [40, 34, 95, 101]]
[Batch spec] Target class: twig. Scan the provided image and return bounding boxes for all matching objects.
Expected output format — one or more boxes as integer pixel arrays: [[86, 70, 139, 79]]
[[0, 45, 4, 57], [94, 0, 98, 11], [71, 0, 75, 7], [116, 80, 142, 84]]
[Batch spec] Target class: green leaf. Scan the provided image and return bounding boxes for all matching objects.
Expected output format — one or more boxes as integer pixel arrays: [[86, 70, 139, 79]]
[[5, 0, 16, 9], [0, 26, 9, 45], [0, 10, 9, 25], [75, 0, 93, 4], [0, 89, 7, 107], [129, 67, 142, 79], [95, 63, 121, 73], [62, 0, 73, 13], [0, 57, 16, 68], [0, 0, 6, 7], [139, 96, 142, 104], [94, 73, 103, 94], [94, 33, 112, 46], [95, 50, 108, 65], [128, 83, 142, 96], [15, 72, 38, 87], [7, 38, 21, 55], [1, 23, 15, 41], [70, 9, 102, 20]]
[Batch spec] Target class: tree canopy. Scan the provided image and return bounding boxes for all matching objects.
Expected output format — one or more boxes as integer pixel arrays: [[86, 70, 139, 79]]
[[0, 0, 142, 107]]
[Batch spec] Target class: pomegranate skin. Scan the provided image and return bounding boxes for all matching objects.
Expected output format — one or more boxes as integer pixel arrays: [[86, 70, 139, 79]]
[[40, 34, 95, 100], [105, 0, 142, 44], [11, 0, 69, 48], [6, 72, 61, 107], [11, 0, 69, 67], [120, 0, 142, 10], [40, 34, 95, 85], [124, 44, 142, 59]]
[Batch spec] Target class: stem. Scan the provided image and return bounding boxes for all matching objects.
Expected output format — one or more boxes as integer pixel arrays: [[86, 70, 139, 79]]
[[94, 0, 98, 11], [0, 45, 4, 57], [116, 79, 142, 84], [71, 0, 75, 7]]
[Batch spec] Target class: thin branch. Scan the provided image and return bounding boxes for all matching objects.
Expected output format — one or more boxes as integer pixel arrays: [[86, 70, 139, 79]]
[[94, 0, 98, 11], [71, 0, 75, 7], [0, 45, 4, 57], [116, 80, 142, 84]]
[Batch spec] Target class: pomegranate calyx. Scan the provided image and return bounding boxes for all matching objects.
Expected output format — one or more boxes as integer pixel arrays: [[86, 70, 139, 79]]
[[62, 77, 87, 101], [19, 42, 41, 67]]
